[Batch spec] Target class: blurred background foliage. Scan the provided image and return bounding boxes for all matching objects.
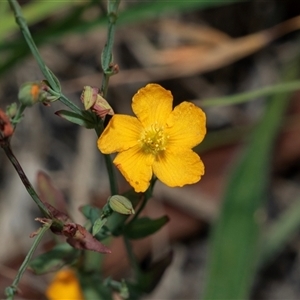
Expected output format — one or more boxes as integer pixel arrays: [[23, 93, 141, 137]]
[[2, 0, 300, 299]]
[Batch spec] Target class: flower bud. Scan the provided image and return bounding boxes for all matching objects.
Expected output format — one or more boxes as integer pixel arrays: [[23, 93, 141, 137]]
[[18, 82, 46, 107], [6, 103, 17, 118], [108, 195, 135, 215], [80, 86, 114, 118]]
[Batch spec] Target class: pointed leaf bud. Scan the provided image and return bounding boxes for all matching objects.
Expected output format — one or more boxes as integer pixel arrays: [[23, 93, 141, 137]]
[[108, 195, 135, 215], [6, 103, 17, 119], [92, 217, 107, 236]]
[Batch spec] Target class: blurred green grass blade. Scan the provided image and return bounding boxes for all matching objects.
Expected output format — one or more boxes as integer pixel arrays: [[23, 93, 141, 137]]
[[201, 80, 300, 107], [259, 197, 300, 267], [0, 3, 90, 76], [202, 61, 298, 299], [0, 1, 9, 18], [1, 0, 76, 40], [116, 0, 242, 25]]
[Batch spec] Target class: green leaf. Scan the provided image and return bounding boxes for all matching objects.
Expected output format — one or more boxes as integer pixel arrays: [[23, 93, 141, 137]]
[[55, 110, 94, 128], [0, 1, 74, 41], [80, 205, 110, 240], [28, 243, 79, 274], [80, 204, 101, 224], [46, 66, 61, 92], [79, 273, 113, 300], [124, 216, 169, 240], [92, 217, 107, 236]]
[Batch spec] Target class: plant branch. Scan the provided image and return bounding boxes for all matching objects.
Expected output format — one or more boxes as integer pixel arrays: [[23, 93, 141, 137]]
[[1, 143, 51, 218], [123, 237, 141, 278], [98, 0, 121, 196], [129, 177, 156, 224], [5, 221, 52, 300], [11, 103, 26, 126], [8, 0, 82, 115], [8, 0, 58, 91], [100, 0, 121, 97]]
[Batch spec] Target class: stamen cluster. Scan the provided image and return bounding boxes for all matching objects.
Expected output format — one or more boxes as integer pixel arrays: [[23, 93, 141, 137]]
[[139, 123, 167, 155]]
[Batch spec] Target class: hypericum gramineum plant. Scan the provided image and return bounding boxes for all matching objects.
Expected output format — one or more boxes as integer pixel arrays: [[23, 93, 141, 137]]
[[1, 1, 206, 299]]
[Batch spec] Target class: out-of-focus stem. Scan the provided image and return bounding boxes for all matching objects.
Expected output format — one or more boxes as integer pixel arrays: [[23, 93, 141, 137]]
[[100, 0, 121, 97], [5, 221, 51, 300], [1, 143, 51, 217], [98, 0, 121, 196]]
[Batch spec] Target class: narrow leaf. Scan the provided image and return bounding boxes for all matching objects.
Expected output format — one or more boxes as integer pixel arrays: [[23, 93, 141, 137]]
[[92, 218, 107, 236], [55, 110, 94, 128], [29, 243, 79, 275], [124, 216, 169, 240], [80, 205, 101, 224]]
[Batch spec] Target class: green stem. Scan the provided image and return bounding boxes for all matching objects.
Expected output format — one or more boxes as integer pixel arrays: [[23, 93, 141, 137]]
[[201, 80, 300, 107], [79, 0, 121, 276], [123, 237, 140, 277], [130, 177, 156, 224], [104, 154, 118, 195], [1, 143, 51, 218], [95, 120, 118, 196], [8, 0, 57, 91], [58, 93, 84, 115], [100, 0, 120, 96], [98, 0, 121, 196], [8, 0, 82, 115], [11, 103, 26, 126], [5, 221, 52, 300]]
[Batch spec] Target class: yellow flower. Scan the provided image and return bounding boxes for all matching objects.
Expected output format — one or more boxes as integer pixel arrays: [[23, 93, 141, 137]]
[[46, 269, 84, 300], [98, 83, 206, 192]]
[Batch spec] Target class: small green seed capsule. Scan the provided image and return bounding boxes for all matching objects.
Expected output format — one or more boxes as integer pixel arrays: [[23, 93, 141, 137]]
[[108, 195, 135, 215]]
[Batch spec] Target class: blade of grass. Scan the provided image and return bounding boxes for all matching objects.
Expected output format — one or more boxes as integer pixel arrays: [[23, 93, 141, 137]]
[[0, 0, 77, 40], [202, 58, 299, 299], [116, 0, 241, 26], [200, 80, 300, 107]]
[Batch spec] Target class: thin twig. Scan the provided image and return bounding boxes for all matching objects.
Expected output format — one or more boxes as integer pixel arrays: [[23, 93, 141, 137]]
[[1, 143, 51, 218], [5, 221, 52, 300], [8, 0, 83, 115], [99, 0, 121, 196]]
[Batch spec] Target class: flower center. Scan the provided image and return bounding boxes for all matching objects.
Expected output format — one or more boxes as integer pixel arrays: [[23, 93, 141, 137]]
[[140, 123, 168, 155]]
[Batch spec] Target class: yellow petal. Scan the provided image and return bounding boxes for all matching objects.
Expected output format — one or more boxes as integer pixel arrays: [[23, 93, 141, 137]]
[[132, 83, 173, 127], [165, 101, 206, 149], [114, 145, 154, 192], [98, 115, 142, 154], [46, 269, 84, 300], [153, 149, 204, 187]]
